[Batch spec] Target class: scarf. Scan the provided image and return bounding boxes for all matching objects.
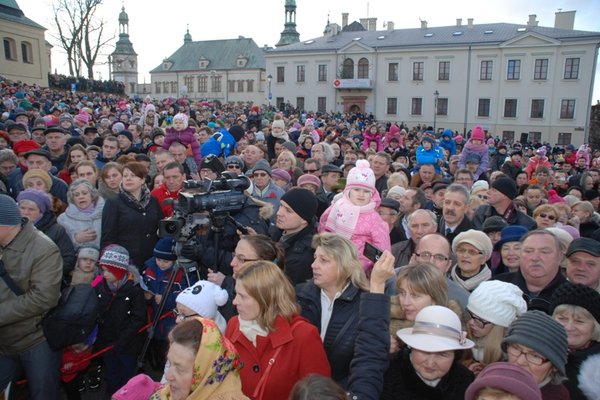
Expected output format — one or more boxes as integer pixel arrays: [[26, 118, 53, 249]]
[[120, 183, 151, 209], [324, 190, 378, 239], [79, 202, 97, 215], [238, 318, 268, 347], [450, 264, 492, 292], [151, 317, 248, 400]]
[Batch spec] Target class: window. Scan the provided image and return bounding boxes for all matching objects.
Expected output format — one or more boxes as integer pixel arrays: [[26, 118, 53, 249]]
[[155, 82, 161, 94], [342, 58, 354, 79], [170, 82, 177, 93], [237, 80, 244, 92], [211, 75, 221, 92], [317, 97, 327, 113], [557, 132, 572, 145], [296, 97, 305, 111], [529, 132, 542, 143], [412, 62, 424, 81], [318, 64, 327, 82], [357, 58, 369, 79], [438, 61, 450, 80], [21, 41, 32, 63], [480, 61, 493, 80], [504, 99, 517, 118], [3, 37, 16, 60], [387, 98, 397, 115], [502, 131, 515, 142], [198, 76, 207, 92], [276, 97, 284, 110], [296, 65, 305, 82], [478, 99, 491, 117], [246, 79, 254, 92], [564, 58, 580, 79], [436, 98, 448, 116], [228, 80, 235, 92], [560, 99, 575, 119], [184, 76, 194, 92], [162, 82, 169, 93], [411, 98, 422, 115], [277, 66, 285, 83], [507, 60, 521, 80], [530, 99, 544, 118], [388, 63, 399, 81], [534, 59, 548, 80]]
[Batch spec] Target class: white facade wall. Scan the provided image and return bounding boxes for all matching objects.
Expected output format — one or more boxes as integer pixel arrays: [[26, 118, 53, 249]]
[[265, 34, 599, 146]]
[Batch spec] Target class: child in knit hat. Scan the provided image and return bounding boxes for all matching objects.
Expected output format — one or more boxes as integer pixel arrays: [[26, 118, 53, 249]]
[[162, 112, 202, 167], [71, 246, 101, 285], [319, 159, 391, 273], [458, 125, 489, 180], [142, 237, 185, 371]]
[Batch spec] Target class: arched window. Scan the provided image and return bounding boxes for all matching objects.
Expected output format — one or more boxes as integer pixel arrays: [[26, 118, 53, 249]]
[[3, 37, 16, 60], [358, 58, 369, 79], [342, 58, 354, 79]]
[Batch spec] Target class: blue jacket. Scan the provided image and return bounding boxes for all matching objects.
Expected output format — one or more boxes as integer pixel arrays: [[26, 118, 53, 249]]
[[416, 145, 445, 173], [439, 135, 456, 156]]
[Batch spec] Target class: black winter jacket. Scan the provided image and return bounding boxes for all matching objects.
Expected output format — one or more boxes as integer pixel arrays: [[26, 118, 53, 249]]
[[101, 191, 163, 269], [272, 221, 316, 285], [35, 212, 77, 277], [296, 281, 364, 387], [472, 204, 536, 231]]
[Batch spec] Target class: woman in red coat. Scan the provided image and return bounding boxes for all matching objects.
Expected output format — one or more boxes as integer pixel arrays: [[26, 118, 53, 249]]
[[225, 261, 331, 400]]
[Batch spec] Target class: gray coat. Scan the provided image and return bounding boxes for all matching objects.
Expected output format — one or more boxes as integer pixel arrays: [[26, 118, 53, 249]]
[[57, 197, 105, 249]]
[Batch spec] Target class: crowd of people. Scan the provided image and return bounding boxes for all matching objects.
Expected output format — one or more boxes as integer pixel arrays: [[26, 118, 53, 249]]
[[1, 75, 600, 400]]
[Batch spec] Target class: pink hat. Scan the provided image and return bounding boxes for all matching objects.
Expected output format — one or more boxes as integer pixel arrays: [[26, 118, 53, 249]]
[[471, 126, 485, 141], [74, 112, 90, 125], [297, 174, 321, 190], [346, 159, 375, 193], [465, 362, 541, 400], [547, 189, 565, 204], [271, 168, 291, 184], [173, 113, 189, 129], [112, 374, 161, 400], [455, 135, 463, 142]]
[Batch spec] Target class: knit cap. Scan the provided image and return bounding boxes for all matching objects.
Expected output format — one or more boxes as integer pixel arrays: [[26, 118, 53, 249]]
[[491, 177, 518, 200], [153, 237, 177, 261], [280, 188, 318, 223], [471, 180, 489, 194], [99, 245, 130, 281], [502, 310, 568, 376], [471, 126, 485, 141], [452, 229, 493, 260], [297, 174, 321, 191], [271, 115, 285, 130], [112, 122, 125, 133], [224, 155, 245, 170], [118, 130, 133, 143], [112, 374, 161, 400], [482, 216, 508, 234], [173, 113, 189, 129], [176, 280, 228, 319], [16, 188, 51, 214], [536, 146, 547, 157], [549, 282, 600, 323], [271, 168, 291, 184], [386, 185, 406, 198], [22, 169, 52, 191], [468, 281, 527, 327], [547, 189, 565, 204], [74, 112, 90, 125], [252, 159, 272, 177], [465, 362, 541, 400], [228, 125, 245, 142], [0, 194, 22, 226], [345, 159, 375, 193], [421, 131, 436, 144], [78, 246, 100, 262]]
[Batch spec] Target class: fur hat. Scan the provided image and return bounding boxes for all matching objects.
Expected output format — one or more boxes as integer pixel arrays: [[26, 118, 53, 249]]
[[173, 113, 189, 128], [176, 280, 228, 320], [471, 126, 485, 141], [468, 281, 527, 327], [153, 237, 177, 261], [452, 229, 493, 260], [0, 194, 22, 226], [280, 188, 318, 223], [346, 159, 375, 193], [579, 353, 600, 400], [465, 362, 541, 400], [99, 245, 130, 281]]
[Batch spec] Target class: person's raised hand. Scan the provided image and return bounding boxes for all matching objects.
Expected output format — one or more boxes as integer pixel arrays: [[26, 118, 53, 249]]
[[370, 250, 395, 294]]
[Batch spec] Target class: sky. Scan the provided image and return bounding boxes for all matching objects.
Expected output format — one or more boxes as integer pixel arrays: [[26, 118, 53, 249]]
[[17, 0, 600, 103]]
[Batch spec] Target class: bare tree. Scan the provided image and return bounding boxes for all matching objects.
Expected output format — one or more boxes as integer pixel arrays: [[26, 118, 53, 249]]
[[52, 0, 114, 79]]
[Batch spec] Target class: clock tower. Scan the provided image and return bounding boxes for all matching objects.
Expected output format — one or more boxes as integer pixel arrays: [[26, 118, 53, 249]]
[[110, 5, 138, 95]]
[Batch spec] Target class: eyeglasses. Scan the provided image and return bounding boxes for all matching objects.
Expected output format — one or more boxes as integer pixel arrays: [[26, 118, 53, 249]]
[[456, 248, 483, 256], [172, 308, 199, 321], [253, 172, 268, 177], [537, 213, 556, 220], [507, 344, 548, 366], [232, 253, 258, 264], [414, 252, 449, 262], [378, 211, 398, 217], [467, 309, 491, 329], [304, 169, 319, 173], [227, 164, 241, 170], [477, 194, 489, 200]]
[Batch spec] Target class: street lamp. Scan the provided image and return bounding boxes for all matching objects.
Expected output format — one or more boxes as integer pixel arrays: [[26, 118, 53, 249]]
[[433, 90, 439, 133], [267, 74, 272, 108]]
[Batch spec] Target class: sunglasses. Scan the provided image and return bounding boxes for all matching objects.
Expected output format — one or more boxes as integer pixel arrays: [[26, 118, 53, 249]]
[[227, 164, 241, 169], [253, 172, 268, 177], [538, 213, 556, 220], [304, 169, 319, 173]]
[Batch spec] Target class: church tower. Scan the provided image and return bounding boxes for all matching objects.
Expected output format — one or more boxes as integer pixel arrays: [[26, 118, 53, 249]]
[[110, 5, 138, 95], [275, 0, 300, 47]]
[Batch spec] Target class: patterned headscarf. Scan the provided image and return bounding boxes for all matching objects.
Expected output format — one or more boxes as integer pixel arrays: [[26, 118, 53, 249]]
[[150, 317, 248, 400]]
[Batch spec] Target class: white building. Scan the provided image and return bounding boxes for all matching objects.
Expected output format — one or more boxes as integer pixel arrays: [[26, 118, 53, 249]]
[[265, 11, 600, 145], [109, 6, 138, 96]]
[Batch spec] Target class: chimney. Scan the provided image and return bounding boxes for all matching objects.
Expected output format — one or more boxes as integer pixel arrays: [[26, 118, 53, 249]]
[[421, 20, 428, 29], [368, 18, 377, 31], [527, 14, 538, 27], [387, 21, 395, 32], [467, 18, 473, 27], [456, 18, 462, 27], [342, 13, 349, 28], [554, 10, 575, 30]]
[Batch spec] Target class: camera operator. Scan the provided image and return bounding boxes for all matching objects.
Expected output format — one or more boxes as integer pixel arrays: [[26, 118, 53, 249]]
[[179, 178, 270, 278]]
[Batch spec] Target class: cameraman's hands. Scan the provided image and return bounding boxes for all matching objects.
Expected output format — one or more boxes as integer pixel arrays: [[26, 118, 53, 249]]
[[181, 242, 203, 261]]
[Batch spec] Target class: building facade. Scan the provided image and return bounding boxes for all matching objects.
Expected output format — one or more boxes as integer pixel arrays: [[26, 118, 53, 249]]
[[0, 0, 51, 86], [109, 6, 138, 96], [149, 32, 267, 105], [265, 12, 600, 145]]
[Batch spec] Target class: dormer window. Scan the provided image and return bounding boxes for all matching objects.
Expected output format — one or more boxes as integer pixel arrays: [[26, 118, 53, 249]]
[[162, 60, 173, 70], [198, 57, 209, 69], [237, 56, 248, 67]]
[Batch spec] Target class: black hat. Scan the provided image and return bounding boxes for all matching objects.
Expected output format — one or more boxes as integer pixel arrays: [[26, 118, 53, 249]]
[[566, 237, 600, 258], [583, 189, 600, 201], [30, 126, 45, 133], [321, 164, 343, 175], [482, 216, 508, 234], [510, 149, 523, 157], [280, 188, 318, 223], [228, 125, 245, 142], [83, 126, 98, 135], [66, 137, 85, 147], [380, 198, 400, 213], [44, 127, 65, 136], [118, 130, 133, 142], [549, 282, 600, 323], [492, 177, 518, 200], [432, 179, 451, 193], [199, 154, 225, 174], [23, 149, 52, 161], [6, 122, 27, 133]]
